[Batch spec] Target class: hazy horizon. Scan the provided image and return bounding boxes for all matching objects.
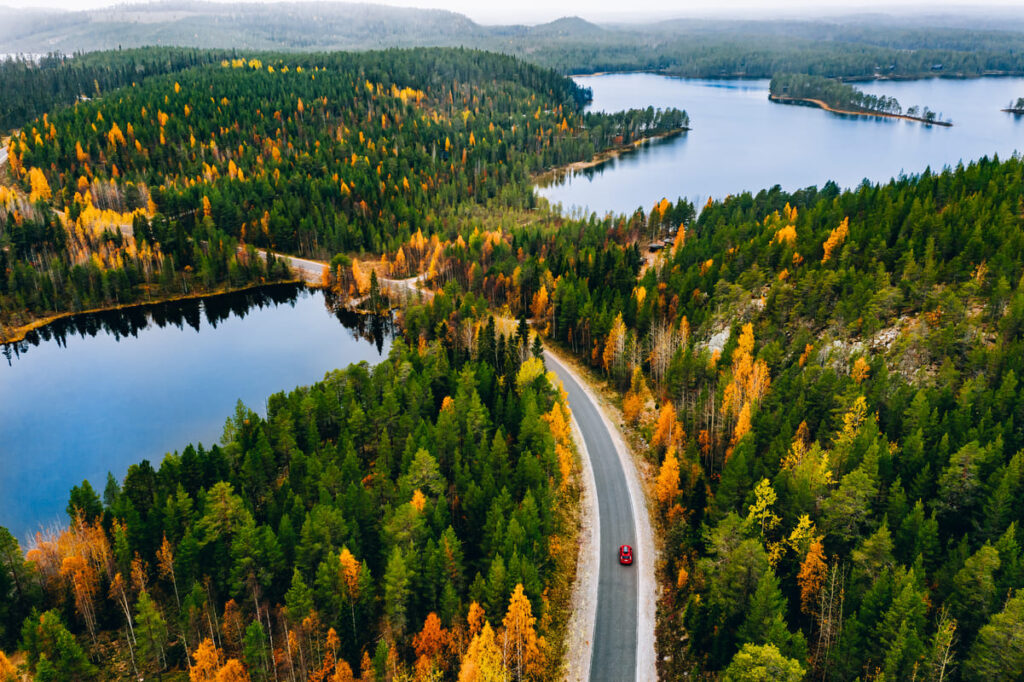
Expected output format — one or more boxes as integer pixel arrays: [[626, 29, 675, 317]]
[[4, 0, 1024, 26]]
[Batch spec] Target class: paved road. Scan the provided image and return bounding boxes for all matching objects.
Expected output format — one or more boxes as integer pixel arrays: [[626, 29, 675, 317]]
[[546, 352, 639, 682]]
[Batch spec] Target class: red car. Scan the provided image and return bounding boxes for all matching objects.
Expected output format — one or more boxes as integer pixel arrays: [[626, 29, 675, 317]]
[[619, 544, 634, 565]]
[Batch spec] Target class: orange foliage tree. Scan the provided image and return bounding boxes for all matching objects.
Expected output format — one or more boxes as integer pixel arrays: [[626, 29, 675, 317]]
[[797, 540, 828, 615], [822, 217, 850, 262], [413, 612, 451, 671]]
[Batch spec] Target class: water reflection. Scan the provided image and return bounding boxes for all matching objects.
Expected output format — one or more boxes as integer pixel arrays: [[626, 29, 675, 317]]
[[1, 283, 394, 538], [3, 283, 394, 364]]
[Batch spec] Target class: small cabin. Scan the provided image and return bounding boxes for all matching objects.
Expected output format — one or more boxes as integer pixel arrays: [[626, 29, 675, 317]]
[[648, 242, 665, 253]]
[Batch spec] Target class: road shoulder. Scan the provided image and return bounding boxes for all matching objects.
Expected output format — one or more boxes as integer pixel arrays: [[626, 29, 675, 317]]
[[560, 367, 600, 682]]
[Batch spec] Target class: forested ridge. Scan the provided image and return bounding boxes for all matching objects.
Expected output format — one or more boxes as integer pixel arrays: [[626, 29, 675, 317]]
[[0, 47, 686, 339], [5, 3, 1024, 84], [409, 156, 1024, 679], [0, 317, 582, 680]]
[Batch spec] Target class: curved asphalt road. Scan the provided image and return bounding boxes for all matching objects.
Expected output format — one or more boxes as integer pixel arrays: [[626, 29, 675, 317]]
[[546, 352, 639, 682]]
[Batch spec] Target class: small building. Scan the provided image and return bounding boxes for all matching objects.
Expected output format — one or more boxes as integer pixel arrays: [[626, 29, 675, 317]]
[[648, 242, 665, 253]]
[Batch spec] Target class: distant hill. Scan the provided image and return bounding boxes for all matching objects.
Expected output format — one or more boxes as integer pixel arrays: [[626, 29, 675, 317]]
[[0, 1, 487, 53], [525, 16, 606, 38]]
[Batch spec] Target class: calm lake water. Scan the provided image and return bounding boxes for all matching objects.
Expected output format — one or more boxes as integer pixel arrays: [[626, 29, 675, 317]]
[[1, 284, 392, 540], [538, 73, 1024, 216]]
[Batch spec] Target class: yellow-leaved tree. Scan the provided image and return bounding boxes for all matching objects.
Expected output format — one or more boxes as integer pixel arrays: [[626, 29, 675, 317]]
[[602, 313, 626, 376], [338, 547, 362, 634], [502, 584, 544, 680], [747, 478, 781, 537], [656, 445, 681, 509], [467, 601, 485, 637], [412, 612, 451, 672], [458, 622, 507, 682], [28, 167, 51, 203], [0, 650, 17, 682], [822, 217, 850, 262]]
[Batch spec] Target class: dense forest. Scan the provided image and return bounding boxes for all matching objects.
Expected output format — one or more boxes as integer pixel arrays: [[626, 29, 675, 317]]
[[0, 47, 686, 338], [4, 18, 1024, 681], [0, 48, 235, 132], [529, 26, 1024, 82], [0, 315, 582, 680], [410, 156, 1024, 679]]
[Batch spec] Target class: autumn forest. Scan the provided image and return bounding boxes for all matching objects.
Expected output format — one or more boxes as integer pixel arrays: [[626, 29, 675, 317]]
[[2, 18, 1024, 682]]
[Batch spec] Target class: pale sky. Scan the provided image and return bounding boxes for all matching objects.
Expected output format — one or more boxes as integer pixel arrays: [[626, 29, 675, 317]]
[[6, 0, 1024, 24]]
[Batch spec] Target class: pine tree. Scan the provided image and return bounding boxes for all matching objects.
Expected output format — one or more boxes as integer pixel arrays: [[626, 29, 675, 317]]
[[134, 590, 168, 672], [285, 568, 314, 623], [384, 547, 412, 636], [964, 590, 1024, 681]]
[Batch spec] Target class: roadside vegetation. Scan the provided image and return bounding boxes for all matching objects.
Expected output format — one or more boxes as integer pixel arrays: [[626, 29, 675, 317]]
[[422, 156, 1024, 679], [1, 315, 584, 680]]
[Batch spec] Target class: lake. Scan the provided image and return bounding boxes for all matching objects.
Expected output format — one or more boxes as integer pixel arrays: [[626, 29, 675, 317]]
[[0, 284, 393, 541], [538, 73, 1024, 216]]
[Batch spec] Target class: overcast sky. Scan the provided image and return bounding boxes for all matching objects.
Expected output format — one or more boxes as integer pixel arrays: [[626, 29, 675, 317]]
[[6, 0, 1024, 24]]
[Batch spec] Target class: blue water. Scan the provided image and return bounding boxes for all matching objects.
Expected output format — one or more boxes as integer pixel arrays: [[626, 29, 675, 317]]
[[0, 284, 391, 541], [538, 73, 1024, 216]]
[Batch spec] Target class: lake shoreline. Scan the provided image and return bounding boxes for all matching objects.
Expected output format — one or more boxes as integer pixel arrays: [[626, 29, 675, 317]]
[[768, 94, 953, 126], [1, 277, 303, 345], [534, 128, 688, 187]]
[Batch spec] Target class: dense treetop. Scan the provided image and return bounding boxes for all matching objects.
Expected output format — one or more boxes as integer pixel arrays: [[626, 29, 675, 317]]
[[0, 47, 685, 338], [1, 316, 580, 680], [423, 155, 1024, 679]]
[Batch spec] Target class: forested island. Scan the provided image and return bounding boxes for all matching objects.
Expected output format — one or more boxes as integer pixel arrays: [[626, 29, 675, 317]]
[[769, 73, 949, 125], [1004, 96, 1024, 113], [0, 47, 687, 341]]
